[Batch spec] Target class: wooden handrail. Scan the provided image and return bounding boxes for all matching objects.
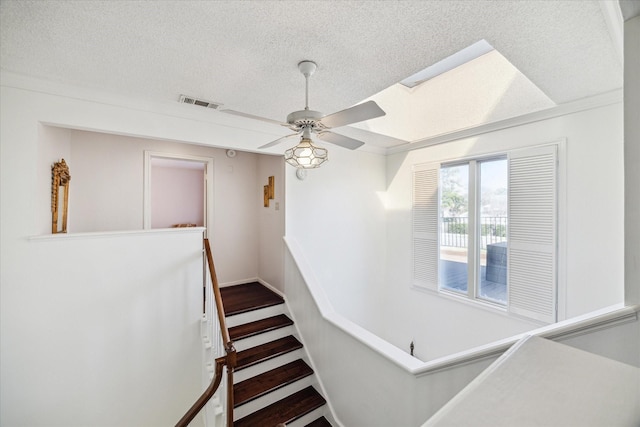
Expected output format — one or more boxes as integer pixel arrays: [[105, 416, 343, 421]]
[[175, 356, 226, 426], [176, 238, 235, 427], [204, 238, 232, 349]]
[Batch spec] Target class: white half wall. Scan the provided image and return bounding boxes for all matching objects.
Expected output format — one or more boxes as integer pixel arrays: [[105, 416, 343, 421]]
[[1, 229, 204, 427]]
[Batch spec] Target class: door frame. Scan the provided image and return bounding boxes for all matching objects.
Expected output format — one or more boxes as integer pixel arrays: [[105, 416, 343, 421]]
[[143, 151, 214, 238]]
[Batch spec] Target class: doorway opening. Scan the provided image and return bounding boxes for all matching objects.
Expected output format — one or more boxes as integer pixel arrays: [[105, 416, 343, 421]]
[[143, 151, 214, 237]]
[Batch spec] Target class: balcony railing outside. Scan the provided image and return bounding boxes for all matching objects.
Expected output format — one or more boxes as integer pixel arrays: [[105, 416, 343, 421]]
[[440, 216, 507, 249]]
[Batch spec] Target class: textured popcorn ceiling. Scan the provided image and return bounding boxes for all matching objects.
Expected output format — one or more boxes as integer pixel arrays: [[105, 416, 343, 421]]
[[0, 0, 623, 146]]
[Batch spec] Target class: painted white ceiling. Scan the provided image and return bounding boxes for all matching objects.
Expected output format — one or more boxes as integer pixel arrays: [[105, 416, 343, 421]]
[[0, 0, 624, 148]]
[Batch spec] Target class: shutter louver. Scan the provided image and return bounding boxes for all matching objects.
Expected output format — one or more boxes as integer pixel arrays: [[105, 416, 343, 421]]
[[508, 145, 557, 323], [413, 164, 439, 290]]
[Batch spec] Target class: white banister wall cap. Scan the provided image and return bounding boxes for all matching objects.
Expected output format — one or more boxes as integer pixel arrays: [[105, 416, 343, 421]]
[[423, 335, 640, 426], [284, 236, 424, 371], [283, 236, 336, 315], [29, 226, 206, 241]]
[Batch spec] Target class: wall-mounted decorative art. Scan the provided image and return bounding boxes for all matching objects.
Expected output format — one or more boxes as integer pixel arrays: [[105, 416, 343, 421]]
[[264, 176, 275, 207], [51, 159, 70, 233]]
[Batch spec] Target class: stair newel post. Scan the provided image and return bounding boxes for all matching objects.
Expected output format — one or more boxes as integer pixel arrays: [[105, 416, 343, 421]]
[[226, 343, 236, 427]]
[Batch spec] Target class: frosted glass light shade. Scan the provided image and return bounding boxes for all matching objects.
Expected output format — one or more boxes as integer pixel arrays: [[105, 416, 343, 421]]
[[284, 138, 328, 169]]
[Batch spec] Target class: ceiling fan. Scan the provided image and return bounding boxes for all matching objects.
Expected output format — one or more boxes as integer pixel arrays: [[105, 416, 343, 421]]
[[224, 60, 386, 153]]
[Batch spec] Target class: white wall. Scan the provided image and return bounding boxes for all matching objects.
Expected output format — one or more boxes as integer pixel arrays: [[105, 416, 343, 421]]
[[67, 130, 147, 233], [285, 146, 388, 329], [285, 240, 640, 426], [37, 128, 264, 285], [1, 75, 287, 426], [624, 15, 640, 306], [1, 229, 204, 427], [257, 154, 286, 292], [383, 102, 624, 360], [283, 99, 624, 362], [1, 60, 631, 423], [151, 165, 204, 228]]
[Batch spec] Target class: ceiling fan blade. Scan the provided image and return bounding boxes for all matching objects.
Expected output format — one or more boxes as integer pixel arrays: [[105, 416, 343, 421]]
[[316, 131, 365, 150], [221, 109, 289, 127], [258, 133, 300, 149], [319, 100, 386, 129]]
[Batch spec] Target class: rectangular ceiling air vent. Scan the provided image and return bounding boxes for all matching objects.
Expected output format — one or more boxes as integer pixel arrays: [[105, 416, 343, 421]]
[[179, 94, 223, 110]]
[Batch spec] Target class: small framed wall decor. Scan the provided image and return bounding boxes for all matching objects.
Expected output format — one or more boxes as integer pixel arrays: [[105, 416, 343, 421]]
[[263, 176, 275, 207], [51, 159, 70, 233]]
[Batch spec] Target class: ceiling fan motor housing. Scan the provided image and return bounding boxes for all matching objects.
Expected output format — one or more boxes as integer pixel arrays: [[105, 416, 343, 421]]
[[286, 109, 325, 131]]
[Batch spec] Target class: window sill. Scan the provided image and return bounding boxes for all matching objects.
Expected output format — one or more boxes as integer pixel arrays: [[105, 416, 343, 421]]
[[411, 284, 547, 325]]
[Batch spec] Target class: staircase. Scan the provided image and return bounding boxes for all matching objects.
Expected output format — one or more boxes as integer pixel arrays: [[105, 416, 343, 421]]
[[220, 282, 332, 427]]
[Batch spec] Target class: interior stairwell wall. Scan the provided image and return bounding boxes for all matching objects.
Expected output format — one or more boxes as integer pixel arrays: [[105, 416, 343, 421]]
[[0, 74, 285, 426], [284, 99, 625, 363], [383, 101, 624, 361], [257, 154, 286, 292], [284, 147, 388, 330], [285, 239, 640, 426]]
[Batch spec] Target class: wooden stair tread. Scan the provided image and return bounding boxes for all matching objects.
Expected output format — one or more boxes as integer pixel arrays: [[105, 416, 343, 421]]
[[220, 282, 284, 316], [236, 336, 302, 371], [234, 359, 314, 407], [305, 417, 332, 427], [234, 386, 326, 427], [229, 314, 293, 341]]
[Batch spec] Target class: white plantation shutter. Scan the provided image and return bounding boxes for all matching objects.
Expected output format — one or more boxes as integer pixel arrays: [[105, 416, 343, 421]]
[[413, 163, 440, 290], [508, 145, 557, 323]]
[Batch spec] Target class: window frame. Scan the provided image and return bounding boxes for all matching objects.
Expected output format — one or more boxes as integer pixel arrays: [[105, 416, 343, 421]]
[[412, 142, 562, 323]]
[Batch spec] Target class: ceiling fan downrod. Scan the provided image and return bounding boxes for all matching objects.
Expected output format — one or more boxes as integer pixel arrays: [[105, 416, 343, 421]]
[[298, 60, 317, 111]]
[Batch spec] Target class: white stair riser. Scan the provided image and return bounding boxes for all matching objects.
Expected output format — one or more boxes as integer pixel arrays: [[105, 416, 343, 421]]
[[233, 376, 315, 420], [233, 349, 303, 383], [226, 304, 285, 328], [232, 326, 295, 352]]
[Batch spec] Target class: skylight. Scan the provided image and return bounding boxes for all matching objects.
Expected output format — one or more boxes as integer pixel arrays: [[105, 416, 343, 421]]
[[352, 42, 556, 143], [399, 39, 495, 88]]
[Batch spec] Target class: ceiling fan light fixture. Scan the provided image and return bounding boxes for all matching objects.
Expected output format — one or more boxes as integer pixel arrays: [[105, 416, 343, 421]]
[[284, 136, 328, 169]]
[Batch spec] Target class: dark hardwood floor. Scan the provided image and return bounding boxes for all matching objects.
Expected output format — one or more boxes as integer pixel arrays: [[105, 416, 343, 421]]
[[234, 386, 326, 427], [220, 282, 284, 316], [234, 359, 313, 407], [229, 314, 293, 341]]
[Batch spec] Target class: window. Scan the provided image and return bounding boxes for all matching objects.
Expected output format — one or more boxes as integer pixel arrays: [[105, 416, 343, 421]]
[[413, 144, 558, 323], [439, 158, 508, 304]]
